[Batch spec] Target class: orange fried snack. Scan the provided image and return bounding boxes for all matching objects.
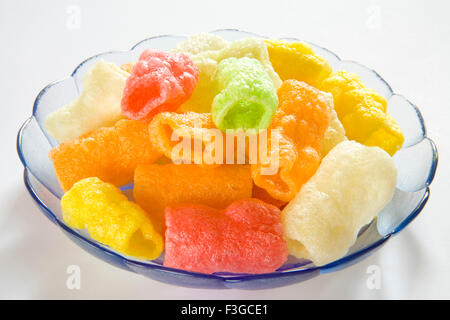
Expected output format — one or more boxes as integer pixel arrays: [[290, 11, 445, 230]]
[[134, 164, 252, 231], [149, 111, 224, 165], [49, 119, 161, 192], [252, 184, 287, 209], [251, 80, 330, 202]]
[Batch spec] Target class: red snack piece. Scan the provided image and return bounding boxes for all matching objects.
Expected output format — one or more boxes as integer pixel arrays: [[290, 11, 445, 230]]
[[121, 49, 199, 120], [164, 199, 288, 274]]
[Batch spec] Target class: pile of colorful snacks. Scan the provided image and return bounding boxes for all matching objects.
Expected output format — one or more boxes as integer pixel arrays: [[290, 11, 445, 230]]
[[45, 33, 402, 274]]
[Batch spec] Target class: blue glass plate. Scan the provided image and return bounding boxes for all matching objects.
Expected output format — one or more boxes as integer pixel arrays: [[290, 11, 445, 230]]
[[17, 29, 438, 289]]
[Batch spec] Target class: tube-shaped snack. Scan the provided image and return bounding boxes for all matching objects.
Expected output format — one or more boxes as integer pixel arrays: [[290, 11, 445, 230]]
[[148, 111, 222, 165], [45, 60, 128, 142], [319, 71, 404, 155], [49, 119, 161, 191], [121, 49, 199, 121], [252, 80, 330, 202], [212, 57, 278, 131], [164, 199, 288, 274], [265, 39, 332, 87], [282, 141, 397, 266], [62, 177, 163, 260], [173, 36, 282, 113], [134, 164, 253, 231]]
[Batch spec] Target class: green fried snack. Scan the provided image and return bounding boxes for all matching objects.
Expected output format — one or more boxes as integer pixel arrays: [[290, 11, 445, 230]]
[[212, 57, 278, 131]]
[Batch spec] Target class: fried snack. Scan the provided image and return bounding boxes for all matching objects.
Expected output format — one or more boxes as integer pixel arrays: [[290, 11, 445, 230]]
[[252, 80, 330, 202], [45, 60, 128, 142], [282, 141, 397, 266], [172, 33, 229, 55], [134, 164, 253, 231], [173, 35, 282, 113], [252, 184, 287, 209], [265, 39, 332, 87], [319, 71, 404, 155], [164, 199, 288, 274], [62, 177, 163, 260], [49, 119, 160, 191], [121, 49, 199, 121], [212, 57, 278, 131], [148, 111, 221, 165]]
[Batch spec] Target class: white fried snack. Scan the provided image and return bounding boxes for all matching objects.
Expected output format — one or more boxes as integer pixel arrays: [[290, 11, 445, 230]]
[[282, 140, 397, 266], [44, 59, 128, 142]]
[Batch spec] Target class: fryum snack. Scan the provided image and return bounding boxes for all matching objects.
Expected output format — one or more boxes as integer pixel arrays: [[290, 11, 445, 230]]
[[121, 49, 199, 121], [252, 80, 330, 202], [62, 177, 163, 260], [134, 164, 252, 231], [45, 60, 128, 142], [173, 35, 282, 113], [49, 119, 160, 191], [212, 57, 278, 131], [265, 39, 332, 88], [148, 111, 220, 165], [319, 71, 404, 155], [43, 32, 406, 275], [164, 199, 288, 274], [282, 141, 397, 266]]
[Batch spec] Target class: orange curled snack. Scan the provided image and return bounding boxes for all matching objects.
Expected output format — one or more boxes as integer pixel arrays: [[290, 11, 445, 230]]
[[149, 111, 224, 165], [49, 119, 161, 192], [251, 80, 330, 202], [134, 164, 252, 231], [252, 184, 287, 209]]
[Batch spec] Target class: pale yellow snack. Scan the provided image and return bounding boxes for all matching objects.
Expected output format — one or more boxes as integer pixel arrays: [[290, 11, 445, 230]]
[[173, 35, 282, 113], [61, 177, 163, 260], [44, 60, 128, 142], [282, 141, 397, 266], [172, 33, 229, 55], [320, 91, 347, 155]]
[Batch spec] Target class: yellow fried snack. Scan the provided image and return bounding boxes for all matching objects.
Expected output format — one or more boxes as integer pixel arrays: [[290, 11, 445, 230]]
[[265, 39, 332, 88], [61, 177, 163, 260], [45, 60, 128, 142], [319, 71, 404, 155], [173, 35, 282, 113], [282, 141, 397, 266], [134, 164, 253, 231]]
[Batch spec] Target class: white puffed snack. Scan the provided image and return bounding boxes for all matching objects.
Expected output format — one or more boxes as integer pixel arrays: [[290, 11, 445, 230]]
[[173, 35, 282, 113], [44, 60, 128, 142], [282, 140, 397, 266]]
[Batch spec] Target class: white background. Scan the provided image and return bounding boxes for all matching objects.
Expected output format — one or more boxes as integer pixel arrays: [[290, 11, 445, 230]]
[[0, 0, 449, 299]]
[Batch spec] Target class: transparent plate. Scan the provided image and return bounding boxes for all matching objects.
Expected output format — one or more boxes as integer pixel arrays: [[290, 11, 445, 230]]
[[17, 29, 438, 289]]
